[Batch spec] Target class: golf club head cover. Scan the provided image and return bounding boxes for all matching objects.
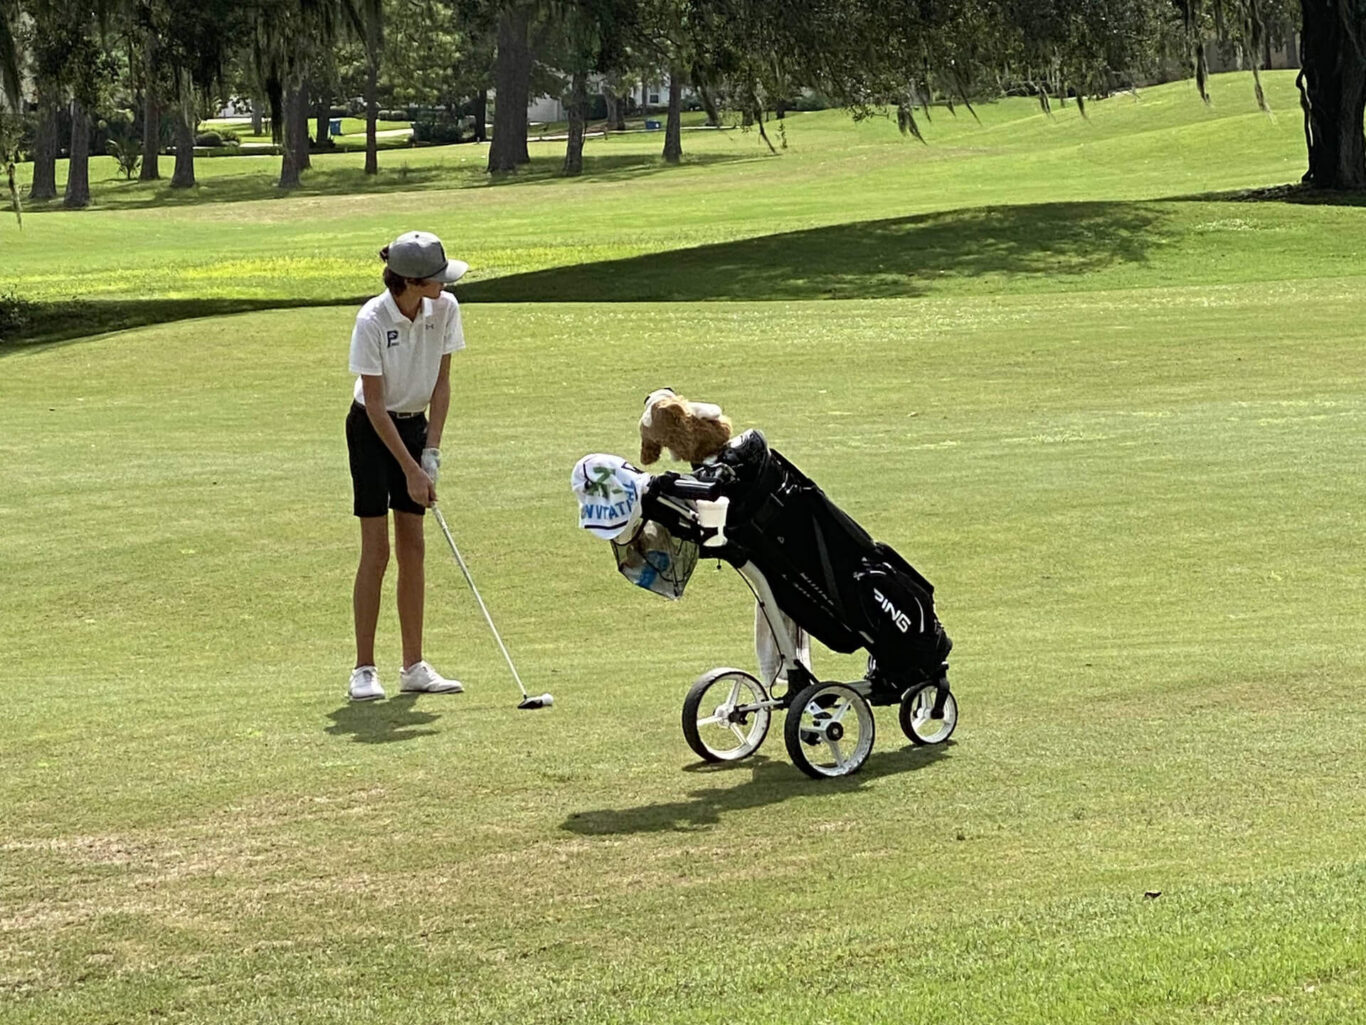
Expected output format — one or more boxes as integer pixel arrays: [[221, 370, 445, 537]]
[[639, 388, 733, 465]]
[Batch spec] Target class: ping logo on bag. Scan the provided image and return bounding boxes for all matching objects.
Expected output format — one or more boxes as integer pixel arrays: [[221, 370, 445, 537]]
[[873, 587, 913, 634]]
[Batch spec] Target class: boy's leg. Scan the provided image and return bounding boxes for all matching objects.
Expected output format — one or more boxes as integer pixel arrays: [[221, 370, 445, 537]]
[[348, 401, 395, 675], [393, 511, 463, 693], [393, 510, 426, 669], [385, 415, 459, 694], [354, 515, 390, 668]]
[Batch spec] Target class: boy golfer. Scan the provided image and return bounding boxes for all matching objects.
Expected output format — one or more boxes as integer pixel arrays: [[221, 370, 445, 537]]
[[345, 231, 468, 701]]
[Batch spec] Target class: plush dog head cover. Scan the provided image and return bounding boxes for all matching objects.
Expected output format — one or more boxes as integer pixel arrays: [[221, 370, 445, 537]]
[[639, 387, 733, 465]]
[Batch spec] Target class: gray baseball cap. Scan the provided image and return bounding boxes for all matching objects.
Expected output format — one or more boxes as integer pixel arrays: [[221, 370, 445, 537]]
[[384, 231, 469, 283]]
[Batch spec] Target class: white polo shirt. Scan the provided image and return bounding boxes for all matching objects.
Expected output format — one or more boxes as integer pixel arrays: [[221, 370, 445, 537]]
[[349, 291, 465, 413]]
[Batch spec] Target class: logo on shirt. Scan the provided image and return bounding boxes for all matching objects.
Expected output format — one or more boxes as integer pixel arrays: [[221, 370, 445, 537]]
[[386, 330, 400, 348]]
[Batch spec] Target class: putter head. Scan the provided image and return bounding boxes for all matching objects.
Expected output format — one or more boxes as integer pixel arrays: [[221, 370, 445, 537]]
[[517, 694, 553, 710]]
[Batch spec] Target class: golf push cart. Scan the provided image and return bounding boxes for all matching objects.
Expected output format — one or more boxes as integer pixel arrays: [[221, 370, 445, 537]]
[[573, 429, 957, 779]]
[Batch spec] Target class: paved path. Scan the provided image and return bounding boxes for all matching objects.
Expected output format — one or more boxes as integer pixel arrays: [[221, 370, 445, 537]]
[[526, 125, 732, 143]]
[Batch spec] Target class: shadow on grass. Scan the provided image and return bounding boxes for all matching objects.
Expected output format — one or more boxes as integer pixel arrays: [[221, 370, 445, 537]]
[[324, 694, 441, 744], [19, 150, 764, 212], [2, 200, 1166, 349], [561, 743, 953, 836], [459, 202, 1165, 303], [1167, 182, 1366, 206], [0, 295, 370, 353]]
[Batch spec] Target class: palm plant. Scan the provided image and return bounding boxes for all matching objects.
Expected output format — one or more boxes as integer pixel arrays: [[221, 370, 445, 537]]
[[107, 136, 143, 178]]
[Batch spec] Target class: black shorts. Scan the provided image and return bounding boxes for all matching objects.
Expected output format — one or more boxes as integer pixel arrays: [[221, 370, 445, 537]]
[[346, 401, 428, 518]]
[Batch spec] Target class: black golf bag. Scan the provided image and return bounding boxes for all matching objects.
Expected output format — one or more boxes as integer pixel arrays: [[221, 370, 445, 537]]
[[691, 430, 952, 691]]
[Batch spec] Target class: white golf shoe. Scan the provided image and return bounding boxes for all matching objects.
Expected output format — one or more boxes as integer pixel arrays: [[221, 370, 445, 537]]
[[348, 665, 385, 702], [399, 660, 464, 694]]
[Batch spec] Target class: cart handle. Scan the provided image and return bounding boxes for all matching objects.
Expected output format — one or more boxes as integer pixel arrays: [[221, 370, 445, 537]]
[[653, 474, 722, 501]]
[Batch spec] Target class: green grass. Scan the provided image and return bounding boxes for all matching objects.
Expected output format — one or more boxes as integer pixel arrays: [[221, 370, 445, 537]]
[[3, 70, 1366, 1023], [4, 72, 1351, 347], [189, 118, 417, 157], [203, 116, 415, 138]]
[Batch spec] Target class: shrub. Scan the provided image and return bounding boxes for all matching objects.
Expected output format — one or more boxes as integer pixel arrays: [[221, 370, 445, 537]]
[[412, 119, 463, 145], [194, 131, 222, 147], [791, 90, 834, 112], [329, 105, 349, 119], [0, 289, 33, 344], [217, 129, 239, 144], [106, 138, 142, 180], [14, 111, 38, 162]]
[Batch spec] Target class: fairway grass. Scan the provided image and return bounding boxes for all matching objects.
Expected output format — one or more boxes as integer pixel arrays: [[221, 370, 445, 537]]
[[3, 70, 1366, 1024]]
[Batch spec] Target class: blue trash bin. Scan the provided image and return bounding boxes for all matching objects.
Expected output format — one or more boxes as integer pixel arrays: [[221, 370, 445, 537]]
[[329, 119, 343, 137], [645, 119, 661, 130]]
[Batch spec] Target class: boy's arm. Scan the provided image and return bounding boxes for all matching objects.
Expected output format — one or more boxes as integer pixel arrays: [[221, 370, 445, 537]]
[[425, 354, 453, 448], [361, 375, 434, 505]]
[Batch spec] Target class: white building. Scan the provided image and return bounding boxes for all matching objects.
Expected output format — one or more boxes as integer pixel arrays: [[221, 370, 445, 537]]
[[525, 73, 692, 124]]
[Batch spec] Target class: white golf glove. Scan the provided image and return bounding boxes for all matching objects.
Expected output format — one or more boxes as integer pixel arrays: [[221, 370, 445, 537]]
[[421, 447, 441, 483]]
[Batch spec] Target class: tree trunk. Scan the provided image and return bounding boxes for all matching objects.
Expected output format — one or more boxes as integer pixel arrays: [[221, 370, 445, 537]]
[[63, 101, 92, 209], [473, 89, 487, 141], [603, 90, 618, 133], [1297, 1, 1366, 188], [563, 70, 587, 176], [29, 92, 58, 201], [140, 35, 161, 180], [279, 79, 306, 188], [170, 82, 197, 188], [663, 68, 682, 164], [487, 3, 532, 172], [314, 93, 329, 147], [614, 91, 627, 131], [693, 73, 719, 126], [252, 102, 264, 136], [365, 51, 379, 174], [293, 82, 312, 170]]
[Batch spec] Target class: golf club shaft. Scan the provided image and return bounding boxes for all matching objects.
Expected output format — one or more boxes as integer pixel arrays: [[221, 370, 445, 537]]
[[431, 506, 530, 700]]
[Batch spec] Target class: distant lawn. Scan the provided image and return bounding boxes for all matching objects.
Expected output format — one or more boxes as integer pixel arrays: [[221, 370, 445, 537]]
[[528, 109, 720, 137], [202, 116, 415, 136], [2, 71, 1321, 346], [199, 116, 416, 150]]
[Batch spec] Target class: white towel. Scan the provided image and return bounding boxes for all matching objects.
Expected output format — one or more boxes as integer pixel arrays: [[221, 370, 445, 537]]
[[571, 453, 650, 541]]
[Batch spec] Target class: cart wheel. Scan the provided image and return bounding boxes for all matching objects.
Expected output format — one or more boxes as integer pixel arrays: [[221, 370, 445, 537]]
[[682, 668, 772, 763], [899, 682, 957, 745], [783, 682, 875, 779]]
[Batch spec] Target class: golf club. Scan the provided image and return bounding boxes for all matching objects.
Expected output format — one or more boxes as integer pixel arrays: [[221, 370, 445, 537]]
[[431, 504, 553, 710]]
